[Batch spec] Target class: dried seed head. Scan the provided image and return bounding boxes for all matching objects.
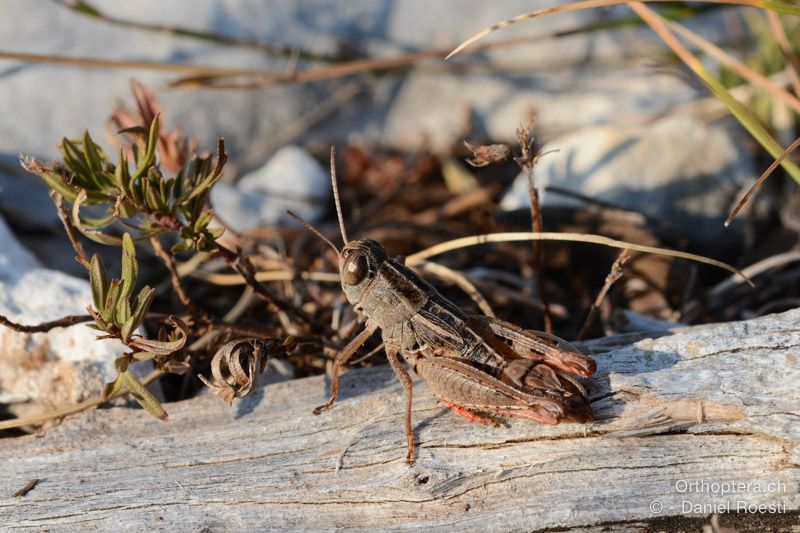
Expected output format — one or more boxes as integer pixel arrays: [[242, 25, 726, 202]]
[[199, 339, 285, 405], [463, 140, 512, 168]]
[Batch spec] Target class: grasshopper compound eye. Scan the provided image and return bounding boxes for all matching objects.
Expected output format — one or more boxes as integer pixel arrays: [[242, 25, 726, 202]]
[[343, 253, 368, 285]]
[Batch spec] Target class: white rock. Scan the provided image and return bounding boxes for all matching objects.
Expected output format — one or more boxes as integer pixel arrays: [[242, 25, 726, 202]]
[[211, 145, 329, 232], [0, 0, 734, 160], [0, 215, 127, 406], [500, 116, 755, 244]]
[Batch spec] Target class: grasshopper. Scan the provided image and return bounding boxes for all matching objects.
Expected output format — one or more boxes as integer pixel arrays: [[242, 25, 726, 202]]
[[293, 149, 596, 464]]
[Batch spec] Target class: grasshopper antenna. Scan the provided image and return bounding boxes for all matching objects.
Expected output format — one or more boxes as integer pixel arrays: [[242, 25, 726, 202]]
[[329, 146, 349, 245], [287, 210, 341, 260]]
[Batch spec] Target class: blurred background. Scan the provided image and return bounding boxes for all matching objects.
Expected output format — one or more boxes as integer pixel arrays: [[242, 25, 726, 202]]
[[0, 1, 798, 415]]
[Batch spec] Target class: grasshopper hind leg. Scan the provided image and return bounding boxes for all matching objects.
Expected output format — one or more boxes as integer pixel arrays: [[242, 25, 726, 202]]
[[440, 400, 501, 427]]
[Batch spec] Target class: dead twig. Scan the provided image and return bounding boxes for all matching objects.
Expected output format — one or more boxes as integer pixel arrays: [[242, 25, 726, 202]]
[[0, 313, 93, 333], [50, 190, 89, 266], [150, 235, 207, 322], [578, 249, 632, 340], [214, 243, 315, 332], [12, 479, 39, 498]]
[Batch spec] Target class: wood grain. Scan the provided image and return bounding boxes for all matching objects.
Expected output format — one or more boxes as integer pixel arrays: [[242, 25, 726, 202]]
[[1, 309, 799, 531]]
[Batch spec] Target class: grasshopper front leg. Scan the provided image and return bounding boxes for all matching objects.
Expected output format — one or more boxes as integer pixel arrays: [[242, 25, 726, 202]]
[[384, 341, 416, 464], [313, 319, 379, 415]]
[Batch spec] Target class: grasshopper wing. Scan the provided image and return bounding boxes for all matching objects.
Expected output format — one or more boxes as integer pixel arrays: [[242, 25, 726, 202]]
[[469, 315, 596, 378]]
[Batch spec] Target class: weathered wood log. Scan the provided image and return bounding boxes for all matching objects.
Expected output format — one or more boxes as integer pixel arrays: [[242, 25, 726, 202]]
[[2, 309, 799, 531]]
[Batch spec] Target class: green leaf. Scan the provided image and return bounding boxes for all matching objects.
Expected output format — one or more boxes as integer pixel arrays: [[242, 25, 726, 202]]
[[82, 130, 103, 173], [120, 316, 136, 343], [102, 375, 124, 400], [61, 138, 94, 189], [37, 169, 80, 202], [120, 370, 169, 421], [117, 198, 137, 219], [163, 177, 176, 209], [145, 183, 164, 212], [71, 190, 123, 245], [131, 115, 160, 182], [103, 280, 122, 322], [194, 209, 213, 231], [120, 233, 138, 298], [90, 314, 111, 333], [113, 148, 130, 189], [115, 297, 131, 329], [186, 139, 227, 201], [114, 356, 128, 373], [171, 240, 191, 253], [131, 285, 155, 331], [89, 254, 108, 312], [78, 211, 117, 229], [132, 351, 156, 361]]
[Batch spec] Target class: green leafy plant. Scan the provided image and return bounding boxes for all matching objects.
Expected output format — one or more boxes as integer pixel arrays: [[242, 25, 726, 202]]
[[14, 84, 233, 421], [23, 115, 226, 253], [86, 233, 187, 419]]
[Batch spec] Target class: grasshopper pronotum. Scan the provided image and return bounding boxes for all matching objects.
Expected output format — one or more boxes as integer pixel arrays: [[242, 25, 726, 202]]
[[292, 149, 595, 464]]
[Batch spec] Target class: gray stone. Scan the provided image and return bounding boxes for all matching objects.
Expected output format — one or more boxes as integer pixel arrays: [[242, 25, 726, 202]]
[[210, 145, 329, 232], [0, 0, 731, 161], [499, 115, 755, 244]]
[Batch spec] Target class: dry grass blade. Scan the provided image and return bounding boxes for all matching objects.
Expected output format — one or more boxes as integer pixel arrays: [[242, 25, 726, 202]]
[[726, 136, 800, 226], [767, 13, 800, 98], [0, 369, 163, 431], [665, 18, 800, 114], [446, 0, 800, 59], [708, 250, 800, 300], [50, 0, 334, 62], [0, 50, 280, 79], [627, 2, 800, 184], [194, 270, 341, 285], [169, 17, 655, 89], [404, 232, 752, 285], [417, 261, 496, 317]]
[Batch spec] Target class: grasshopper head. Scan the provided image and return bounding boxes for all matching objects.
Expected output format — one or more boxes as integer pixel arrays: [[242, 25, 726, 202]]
[[340, 238, 388, 306]]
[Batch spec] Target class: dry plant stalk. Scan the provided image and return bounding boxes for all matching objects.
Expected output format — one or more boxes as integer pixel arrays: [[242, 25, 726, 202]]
[[0, 313, 93, 333], [515, 121, 553, 333], [578, 249, 632, 340]]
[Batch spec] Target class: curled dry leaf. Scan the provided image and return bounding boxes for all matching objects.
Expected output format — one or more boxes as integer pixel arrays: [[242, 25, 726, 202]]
[[463, 140, 512, 167], [199, 338, 294, 405], [128, 316, 188, 355]]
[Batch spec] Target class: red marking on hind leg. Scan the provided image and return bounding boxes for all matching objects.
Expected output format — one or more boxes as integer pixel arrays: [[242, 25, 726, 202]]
[[441, 401, 500, 427]]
